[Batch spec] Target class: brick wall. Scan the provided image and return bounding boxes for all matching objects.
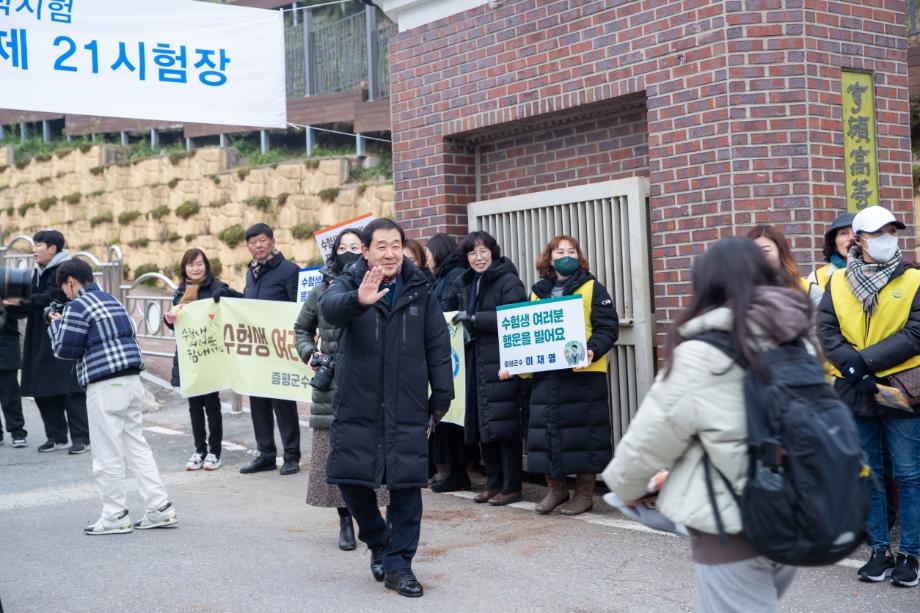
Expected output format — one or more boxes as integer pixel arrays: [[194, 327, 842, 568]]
[[389, 0, 912, 345]]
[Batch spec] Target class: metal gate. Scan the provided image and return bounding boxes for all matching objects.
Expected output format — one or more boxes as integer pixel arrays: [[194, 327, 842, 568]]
[[468, 177, 654, 447]]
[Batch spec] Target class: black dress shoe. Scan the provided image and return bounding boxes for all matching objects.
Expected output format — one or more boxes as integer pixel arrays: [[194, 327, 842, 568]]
[[338, 514, 356, 551], [384, 569, 423, 598], [430, 471, 471, 493], [239, 456, 276, 474], [370, 547, 385, 582], [279, 460, 300, 475]]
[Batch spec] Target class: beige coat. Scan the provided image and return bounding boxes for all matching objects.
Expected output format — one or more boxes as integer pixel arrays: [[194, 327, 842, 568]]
[[603, 307, 752, 535]]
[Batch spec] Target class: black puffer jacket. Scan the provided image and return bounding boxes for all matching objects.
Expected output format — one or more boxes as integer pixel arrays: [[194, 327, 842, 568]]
[[527, 269, 619, 476], [319, 258, 454, 490], [294, 264, 338, 429], [433, 253, 465, 312], [817, 264, 920, 417], [17, 254, 81, 397], [167, 276, 230, 387], [453, 257, 529, 444], [244, 251, 299, 302]]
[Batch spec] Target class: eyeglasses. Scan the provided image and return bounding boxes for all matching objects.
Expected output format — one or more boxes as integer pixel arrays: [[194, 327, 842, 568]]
[[467, 249, 491, 260]]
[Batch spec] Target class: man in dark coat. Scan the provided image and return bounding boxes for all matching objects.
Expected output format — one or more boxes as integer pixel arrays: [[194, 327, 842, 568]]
[[217, 223, 302, 476], [0, 303, 26, 447], [320, 219, 453, 599], [7, 230, 88, 453]]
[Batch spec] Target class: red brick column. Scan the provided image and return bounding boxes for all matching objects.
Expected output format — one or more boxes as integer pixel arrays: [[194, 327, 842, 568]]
[[388, 0, 912, 345]]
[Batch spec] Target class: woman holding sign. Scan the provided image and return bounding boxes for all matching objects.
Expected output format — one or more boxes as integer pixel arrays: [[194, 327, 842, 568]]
[[164, 248, 231, 472], [510, 235, 619, 516], [295, 228, 389, 552], [453, 231, 529, 506]]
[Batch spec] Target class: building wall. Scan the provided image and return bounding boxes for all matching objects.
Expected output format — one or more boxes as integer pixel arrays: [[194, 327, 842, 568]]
[[388, 0, 913, 344]]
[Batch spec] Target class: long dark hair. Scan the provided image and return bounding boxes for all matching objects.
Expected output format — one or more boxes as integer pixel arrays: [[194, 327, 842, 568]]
[[747, 225, 800, 290], [325, 228, 362, 267], [426, 233, 457, 272], [663, 237, 781, 379], [179, 248, 212, 284]]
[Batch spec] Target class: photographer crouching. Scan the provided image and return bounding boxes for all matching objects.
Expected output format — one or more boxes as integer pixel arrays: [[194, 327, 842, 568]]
[[48, 259, 177, 535], [319, 219, 453, 598]]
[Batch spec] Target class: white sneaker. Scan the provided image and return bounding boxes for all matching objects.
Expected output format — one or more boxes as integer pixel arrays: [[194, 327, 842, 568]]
[[203, 453, 221, 471], [84, 510, 133, 535], [185, 452, 204, 471], [134, 502, 178, 530]]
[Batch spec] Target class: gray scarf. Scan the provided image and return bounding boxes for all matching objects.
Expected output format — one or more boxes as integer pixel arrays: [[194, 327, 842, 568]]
[[845, 245, 901, 315]]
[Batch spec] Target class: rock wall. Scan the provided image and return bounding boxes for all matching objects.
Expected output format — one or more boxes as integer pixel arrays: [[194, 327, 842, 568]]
[[0, 145, 394, 288]]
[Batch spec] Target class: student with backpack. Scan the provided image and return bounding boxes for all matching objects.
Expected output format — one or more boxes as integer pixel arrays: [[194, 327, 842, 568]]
[[604, 237, 865, 612], [817, 205, 920, 587]]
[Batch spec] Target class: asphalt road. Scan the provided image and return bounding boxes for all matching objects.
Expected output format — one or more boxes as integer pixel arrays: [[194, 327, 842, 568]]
[[1, 374, 918, 613]]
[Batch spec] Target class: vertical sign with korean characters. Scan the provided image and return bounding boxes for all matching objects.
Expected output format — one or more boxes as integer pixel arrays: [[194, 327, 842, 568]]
[[841, 70, 879, 213], [497, 295, 589, 376], [297, 266, 324, 303], [174, 298, 311, 401], [0, 0, 286, 128]]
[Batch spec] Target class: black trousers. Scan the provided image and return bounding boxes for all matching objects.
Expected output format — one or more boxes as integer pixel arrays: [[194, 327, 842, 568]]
[[249, 396, 300, 462], [481, 440, 523, 494], [35, 392, 89, 445], [0, 369, 26, 439], [340, 484, 421, 573], [189, 392, 222, 457]]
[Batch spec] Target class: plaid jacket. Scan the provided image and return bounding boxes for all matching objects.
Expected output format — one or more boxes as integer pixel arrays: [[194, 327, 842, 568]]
[[49, 283, 144, 387]]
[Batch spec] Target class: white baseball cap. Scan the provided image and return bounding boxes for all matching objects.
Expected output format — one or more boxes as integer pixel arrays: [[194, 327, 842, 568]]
[[852, 206, 905, 234]]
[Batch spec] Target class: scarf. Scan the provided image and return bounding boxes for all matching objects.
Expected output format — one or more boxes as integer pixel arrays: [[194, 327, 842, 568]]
[[845, 245, 901, 315], [249, 249, 280, 280], [746, 286, 811, 344], [180, 277, 206, 305], [829, 253, 847, 271]]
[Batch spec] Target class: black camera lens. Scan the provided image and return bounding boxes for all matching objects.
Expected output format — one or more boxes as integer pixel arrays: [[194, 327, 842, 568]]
[[0, 266, 31, 301]]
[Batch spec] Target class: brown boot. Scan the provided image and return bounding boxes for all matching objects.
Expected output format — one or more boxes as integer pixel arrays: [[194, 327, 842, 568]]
[[534, 475, 570, 514], [559, 474, 595, 515]]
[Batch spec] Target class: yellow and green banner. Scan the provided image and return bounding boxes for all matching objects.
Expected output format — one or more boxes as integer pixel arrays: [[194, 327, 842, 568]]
[[440, 313, 466, 427], [174, 298, 311, 401], [841, 69, 879, 213]]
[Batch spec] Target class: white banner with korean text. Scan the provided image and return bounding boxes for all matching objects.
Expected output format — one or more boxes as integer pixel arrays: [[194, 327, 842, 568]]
[[497, 295, 589, 376], [297, 266, 323, 303], [313, 212, 376, 261], [0, 0, 286, 128]]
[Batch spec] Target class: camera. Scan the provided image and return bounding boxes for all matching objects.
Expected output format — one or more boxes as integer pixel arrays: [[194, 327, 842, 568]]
[[43, 300, 65, 324], [0, 266, 32, 326], [309, 352, 335, 392]]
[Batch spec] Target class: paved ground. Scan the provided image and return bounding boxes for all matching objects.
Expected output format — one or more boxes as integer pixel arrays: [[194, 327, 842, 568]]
[[1, 373, 919, 612]]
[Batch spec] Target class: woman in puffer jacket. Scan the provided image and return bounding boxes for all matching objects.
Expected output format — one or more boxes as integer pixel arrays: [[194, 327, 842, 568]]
[[604, 237, 808, 613]]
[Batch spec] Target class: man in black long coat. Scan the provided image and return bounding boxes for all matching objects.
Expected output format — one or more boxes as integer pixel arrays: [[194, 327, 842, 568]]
[[7, 230, 88, 453], [320, 219, 453, 599], [219, 223, 302, 476], [0, 298, 26, 447]]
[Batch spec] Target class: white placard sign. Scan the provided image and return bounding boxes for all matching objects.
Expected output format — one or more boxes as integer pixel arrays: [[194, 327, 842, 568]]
[[297, 266, 324, 303], [0, 0, 286, 128], [313, 212, 376, 261], [497, 295, 589, 376]]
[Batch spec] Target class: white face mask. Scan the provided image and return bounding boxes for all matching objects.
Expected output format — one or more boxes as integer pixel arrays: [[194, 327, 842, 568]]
[[865, 233, 899, 262]]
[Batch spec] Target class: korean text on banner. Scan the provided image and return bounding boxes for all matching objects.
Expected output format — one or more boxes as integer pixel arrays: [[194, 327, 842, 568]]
[[439, 312, 466, 427], [313, 213, 376, 261], [297, 266, 324, 303], [497, 295, 588, 376], [0, 0, 286, 128], [174, 298, 311, 401]]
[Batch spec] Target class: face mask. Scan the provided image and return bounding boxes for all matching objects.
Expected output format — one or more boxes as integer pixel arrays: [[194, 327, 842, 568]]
[[865, 234, 899, 263], [553, 256, 580, 277], [335, 251, 361, 270]]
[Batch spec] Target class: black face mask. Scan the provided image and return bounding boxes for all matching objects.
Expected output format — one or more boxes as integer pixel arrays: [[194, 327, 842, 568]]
[[335, 251, 362, 271]]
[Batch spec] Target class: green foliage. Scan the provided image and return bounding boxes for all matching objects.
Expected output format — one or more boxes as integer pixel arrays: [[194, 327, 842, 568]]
[[277, 193, 290, 207], [133, 263, 159, 281], [168, 151, 192, 165], [167, 232, 182, 243], [148, 206, 170, 220], [292, 223, 320, 240], [244, 195, 271, 211], [348, 153, 393, 182], [62, 192, 81, 205], [78, 243, 93, 251], [356, 183, 368, 197], [18, 202, 36, 216], [38, 197, 58, 211], [175, 201, 200, 220], [0, 165, 7, 173], [5, 207, 13, 216], [184, 233, 198, 242], [117, 211, 142, 225], [90, 211, 113, 227], [218, 224, 244, 248], [89, 166, 105, 176], [128, 238, 150, 248], [209, 197, 230, 208], [318, 187, 339, 203], [304, 159, 320, 170], [87, 190, 105, 198], [210, 175, 222, 185], [167, 178, 180, 189], [210, 258, 223, 277], [36, 176, 52, 185], [236, 168, 250, 181]]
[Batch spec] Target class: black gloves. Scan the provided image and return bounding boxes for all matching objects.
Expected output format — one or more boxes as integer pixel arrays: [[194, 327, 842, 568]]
[[212, 287, 227, 303], [842, 354, 878, 396]]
